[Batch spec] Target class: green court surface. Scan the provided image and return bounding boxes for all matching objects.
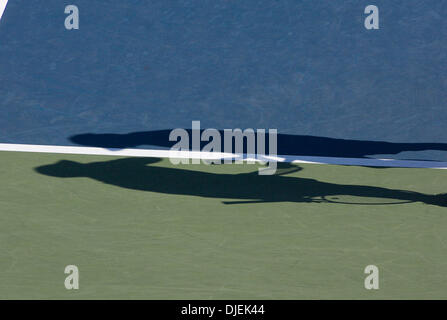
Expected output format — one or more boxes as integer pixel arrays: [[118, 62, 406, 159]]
[[0, 151, 447, 299]]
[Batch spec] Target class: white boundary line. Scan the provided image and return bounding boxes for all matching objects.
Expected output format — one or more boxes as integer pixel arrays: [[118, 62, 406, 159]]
[[0, 0, 8, 21], [1, 143, 447, 169]]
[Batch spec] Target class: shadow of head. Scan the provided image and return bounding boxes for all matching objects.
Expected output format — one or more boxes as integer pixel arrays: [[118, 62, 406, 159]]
[[35, 160, 84, 177], [69, 131, 171, 149], [35, 157, 162, 178], [70, 133, 129, 148]]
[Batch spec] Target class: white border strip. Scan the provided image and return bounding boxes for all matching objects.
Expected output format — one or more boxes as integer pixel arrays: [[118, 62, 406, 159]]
[[0, 0, 8, 21], [1, 143, 447, 169]]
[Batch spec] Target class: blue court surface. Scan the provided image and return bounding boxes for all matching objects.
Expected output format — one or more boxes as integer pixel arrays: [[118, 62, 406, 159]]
[[0, 0, 446, 162]]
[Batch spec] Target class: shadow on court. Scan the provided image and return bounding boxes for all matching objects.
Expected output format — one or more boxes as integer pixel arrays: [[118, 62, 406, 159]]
[[35, 157, 447, 207], [70, 130, 447, 160]]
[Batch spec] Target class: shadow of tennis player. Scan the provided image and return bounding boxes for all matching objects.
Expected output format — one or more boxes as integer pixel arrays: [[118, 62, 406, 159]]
[[35, 157, 447, 207], [70, 130, 447, 160]]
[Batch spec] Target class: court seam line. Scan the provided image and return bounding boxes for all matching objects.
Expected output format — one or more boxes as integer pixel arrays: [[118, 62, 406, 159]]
[[0, 143, 446, 169]]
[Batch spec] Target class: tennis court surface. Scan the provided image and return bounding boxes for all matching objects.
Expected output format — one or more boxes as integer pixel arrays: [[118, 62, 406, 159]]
[[1, 1, 447, 299], [0, 151, 447, 299]]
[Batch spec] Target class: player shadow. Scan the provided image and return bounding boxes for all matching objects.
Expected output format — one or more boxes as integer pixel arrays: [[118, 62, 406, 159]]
[[34, 157, 447, 207], [69, 130, 447, 160]]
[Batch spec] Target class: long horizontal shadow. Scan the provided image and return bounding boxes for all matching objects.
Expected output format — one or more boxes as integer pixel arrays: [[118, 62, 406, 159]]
[[34, 157, 447, 207], [69, 130, 447, 160]]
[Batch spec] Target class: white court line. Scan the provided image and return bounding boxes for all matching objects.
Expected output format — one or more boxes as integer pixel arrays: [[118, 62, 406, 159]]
[[0, 0, 8, 21], [1, 143, 447, 169]]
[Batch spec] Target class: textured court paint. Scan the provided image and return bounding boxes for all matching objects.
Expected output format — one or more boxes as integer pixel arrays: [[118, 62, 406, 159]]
[[0, 1, 446, 161], [1, 151, 447, 299], [1, 143, 447, 169], [0, 0, 7, 21]]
